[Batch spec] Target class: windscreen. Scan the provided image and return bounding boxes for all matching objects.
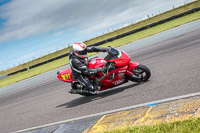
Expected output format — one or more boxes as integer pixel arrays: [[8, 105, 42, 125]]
[[104, 47, 122, 61]]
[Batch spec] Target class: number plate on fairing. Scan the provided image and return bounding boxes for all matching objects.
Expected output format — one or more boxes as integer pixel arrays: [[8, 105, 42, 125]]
[[61, 74, 71, 80]]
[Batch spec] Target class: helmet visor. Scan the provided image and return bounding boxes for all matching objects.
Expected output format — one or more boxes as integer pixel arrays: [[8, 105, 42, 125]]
[[77, 48, 87, 55]]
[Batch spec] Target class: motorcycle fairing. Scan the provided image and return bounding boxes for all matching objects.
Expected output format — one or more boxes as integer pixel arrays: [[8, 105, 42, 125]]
[[57, 68, 74, 82], [125, 62, 140, 76], [89, 58, 107, 69], [99, 65, 128, 91]]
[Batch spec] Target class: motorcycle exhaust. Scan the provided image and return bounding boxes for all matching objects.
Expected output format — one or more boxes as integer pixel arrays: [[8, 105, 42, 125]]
[[69, 89, 89, 94]]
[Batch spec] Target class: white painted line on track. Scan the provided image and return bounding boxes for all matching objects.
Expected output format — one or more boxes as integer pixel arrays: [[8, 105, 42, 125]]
[[13, 91, 200, 133]]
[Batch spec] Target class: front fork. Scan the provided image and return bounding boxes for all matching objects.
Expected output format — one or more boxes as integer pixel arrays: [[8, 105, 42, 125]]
[[125, 62, 141, 81], [126, 62, 139, 75]]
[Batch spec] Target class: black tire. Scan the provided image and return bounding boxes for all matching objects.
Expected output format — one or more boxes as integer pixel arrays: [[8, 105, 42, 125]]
[[132, 64, 151, 82]]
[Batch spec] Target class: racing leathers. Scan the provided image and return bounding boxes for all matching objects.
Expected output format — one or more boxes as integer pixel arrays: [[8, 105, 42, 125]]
[[69, 46, 109, 91]]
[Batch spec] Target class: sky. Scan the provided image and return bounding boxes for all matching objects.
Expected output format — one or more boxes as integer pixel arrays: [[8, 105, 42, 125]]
[[0, 0, 195, 71]]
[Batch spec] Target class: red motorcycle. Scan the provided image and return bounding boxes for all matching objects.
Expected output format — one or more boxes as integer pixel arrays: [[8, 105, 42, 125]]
[[57, 47, 151, 96]]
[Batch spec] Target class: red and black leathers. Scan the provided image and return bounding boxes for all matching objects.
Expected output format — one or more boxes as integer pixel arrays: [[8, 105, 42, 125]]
[[69, 46, 108, 90]]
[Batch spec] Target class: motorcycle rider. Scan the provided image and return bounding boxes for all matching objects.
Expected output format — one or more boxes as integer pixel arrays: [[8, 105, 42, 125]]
[[69, 42, 109, 92]]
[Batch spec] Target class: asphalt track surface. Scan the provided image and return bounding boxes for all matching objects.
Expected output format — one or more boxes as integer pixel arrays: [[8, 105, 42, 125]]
[[1, 20, 200, 133]]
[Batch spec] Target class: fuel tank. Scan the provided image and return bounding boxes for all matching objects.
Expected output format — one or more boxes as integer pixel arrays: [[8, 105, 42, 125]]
[[89, 58, 106, 69]]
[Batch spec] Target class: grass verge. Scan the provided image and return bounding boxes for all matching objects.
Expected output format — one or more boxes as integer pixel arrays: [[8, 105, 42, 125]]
[[104, 118, 200, 133], [0, 10, 200, 88]]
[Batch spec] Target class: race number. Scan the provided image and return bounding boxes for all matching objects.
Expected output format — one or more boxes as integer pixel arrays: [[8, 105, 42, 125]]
[[61, 74, 71, 80]]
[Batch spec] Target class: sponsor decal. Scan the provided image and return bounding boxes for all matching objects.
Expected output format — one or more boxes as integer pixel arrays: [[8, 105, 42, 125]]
[[118, 73, 125, 77], [119, 70, 126, 73], [127, 70, 133, 75], [113, 79, 125, 85]]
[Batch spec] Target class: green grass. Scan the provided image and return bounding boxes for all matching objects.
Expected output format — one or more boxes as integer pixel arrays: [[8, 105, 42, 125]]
[[104, 118, 200, 133], [0, 11, 200, 88], [0, 0, 200, 76]]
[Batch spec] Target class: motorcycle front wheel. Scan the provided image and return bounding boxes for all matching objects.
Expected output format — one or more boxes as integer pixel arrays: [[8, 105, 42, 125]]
[[128, 64, 151, 82]]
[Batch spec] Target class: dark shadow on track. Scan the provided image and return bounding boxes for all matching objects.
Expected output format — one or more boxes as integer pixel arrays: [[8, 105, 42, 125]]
[[56, 82, 145, 108]]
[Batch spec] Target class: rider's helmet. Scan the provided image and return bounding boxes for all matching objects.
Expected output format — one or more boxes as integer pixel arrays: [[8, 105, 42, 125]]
[[72, 42, 88, 58]]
